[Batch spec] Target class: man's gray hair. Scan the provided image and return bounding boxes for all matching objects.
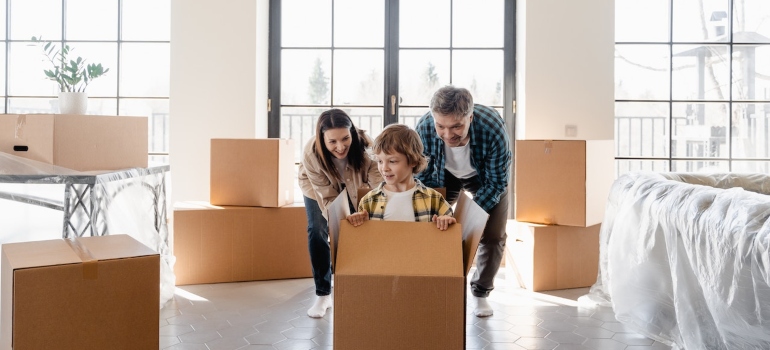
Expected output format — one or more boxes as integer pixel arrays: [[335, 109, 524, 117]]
[[429, 86, 474, 120]]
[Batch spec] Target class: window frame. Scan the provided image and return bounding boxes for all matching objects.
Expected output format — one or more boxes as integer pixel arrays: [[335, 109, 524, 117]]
[[1, 0, 171, 159], [614, 0, 770, 174], [267, 0, 516, 141]]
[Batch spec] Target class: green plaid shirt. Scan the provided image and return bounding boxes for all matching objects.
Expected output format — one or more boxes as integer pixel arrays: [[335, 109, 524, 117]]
[[358, 179, 453, 222], [415, 104, 512, 213]]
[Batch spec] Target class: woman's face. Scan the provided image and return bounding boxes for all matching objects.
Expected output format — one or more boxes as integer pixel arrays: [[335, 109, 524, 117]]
[[323, 127, 352, 159]]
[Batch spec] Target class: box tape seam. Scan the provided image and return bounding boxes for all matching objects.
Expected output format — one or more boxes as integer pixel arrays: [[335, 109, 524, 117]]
[[14, 115, 26, 139], [64, 238, 98, 280]]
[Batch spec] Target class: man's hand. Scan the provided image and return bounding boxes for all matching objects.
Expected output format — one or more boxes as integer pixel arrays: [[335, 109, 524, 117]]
[[432, 214, 457, 231], [346, 210, 370, 227]]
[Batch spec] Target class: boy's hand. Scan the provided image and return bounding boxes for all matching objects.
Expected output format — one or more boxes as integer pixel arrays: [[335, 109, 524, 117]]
[[431, 214, 457, 231], [346, 210, 369, 227]]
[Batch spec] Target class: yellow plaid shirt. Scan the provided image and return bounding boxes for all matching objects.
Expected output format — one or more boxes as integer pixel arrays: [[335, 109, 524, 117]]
[[358, 179, 453, 222]]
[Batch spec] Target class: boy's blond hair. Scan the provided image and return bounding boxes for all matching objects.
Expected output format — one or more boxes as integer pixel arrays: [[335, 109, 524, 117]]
[[373, 124, 428, 174]]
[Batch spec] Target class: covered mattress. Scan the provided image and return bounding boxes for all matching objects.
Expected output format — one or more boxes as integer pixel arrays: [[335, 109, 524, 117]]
[[586, 172, 770, 349]]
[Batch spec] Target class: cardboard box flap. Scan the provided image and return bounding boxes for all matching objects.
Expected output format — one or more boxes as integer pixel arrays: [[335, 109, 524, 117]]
[[454, 193, 490, 276], [77, 234, 158, 260], [173, 201, 226, 210], [173, 201, 304, 211], [1, 240, 82, 270], [336, 221, 462, 277], [328, 190, 352, 269], [1, 235, 156, 270]]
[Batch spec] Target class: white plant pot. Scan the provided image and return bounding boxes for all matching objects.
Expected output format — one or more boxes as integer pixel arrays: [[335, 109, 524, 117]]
[[58, 92, 88, 115]]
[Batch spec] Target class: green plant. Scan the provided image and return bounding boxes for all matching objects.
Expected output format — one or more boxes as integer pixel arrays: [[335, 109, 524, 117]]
[[31, 36, 110, 93]]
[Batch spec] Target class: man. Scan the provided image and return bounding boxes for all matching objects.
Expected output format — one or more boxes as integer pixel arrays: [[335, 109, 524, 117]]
[[416, 85, 512, 317]]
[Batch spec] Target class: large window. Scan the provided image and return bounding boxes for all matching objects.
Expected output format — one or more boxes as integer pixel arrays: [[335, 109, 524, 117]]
[[269, 0, 514, 161], [615, 0, 770, 174], [1, 0, 170, 164]]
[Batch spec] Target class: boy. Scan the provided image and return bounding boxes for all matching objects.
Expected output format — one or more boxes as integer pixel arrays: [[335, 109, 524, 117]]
[[347, 124, 456, 230]]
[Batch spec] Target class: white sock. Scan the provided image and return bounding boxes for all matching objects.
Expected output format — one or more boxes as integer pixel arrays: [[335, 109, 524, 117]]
[[307, 295, 332, 318], [474, 296, 493, 317]]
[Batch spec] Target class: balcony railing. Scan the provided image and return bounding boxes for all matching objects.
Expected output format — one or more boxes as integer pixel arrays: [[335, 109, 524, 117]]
[[277, 112, 770, 173]]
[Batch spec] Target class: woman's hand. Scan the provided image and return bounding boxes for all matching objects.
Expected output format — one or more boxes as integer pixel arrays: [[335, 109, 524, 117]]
[[431, 215, 457, 231], [346, 210, 370, 227]]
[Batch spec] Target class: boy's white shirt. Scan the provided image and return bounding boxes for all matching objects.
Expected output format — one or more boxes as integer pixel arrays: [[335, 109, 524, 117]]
[[381, 185, 418, 221]]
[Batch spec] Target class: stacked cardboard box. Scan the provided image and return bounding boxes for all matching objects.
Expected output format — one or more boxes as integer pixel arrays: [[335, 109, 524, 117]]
[[505, 221, 601, 291], [0, 114, 148, 171], [210, 139, 295, 207], [1, 234, 159, 350], [173, 201, 311, 285], [511, 140, 614, 291], [172, 139, 312, 285]]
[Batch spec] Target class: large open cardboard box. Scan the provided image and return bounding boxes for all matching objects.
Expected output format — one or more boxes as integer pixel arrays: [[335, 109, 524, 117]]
[[505, 220, 600, 291], [210, 138, 295, 207], [173, 201, 312, 285], [328, 192, 489, 350], [0, 234, 159, 350], [514, 139, 614, 227], [0, 114, 148, 171]]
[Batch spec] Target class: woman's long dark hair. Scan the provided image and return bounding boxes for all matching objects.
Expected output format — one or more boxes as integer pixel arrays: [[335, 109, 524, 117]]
[[313, 109, 369, 181]]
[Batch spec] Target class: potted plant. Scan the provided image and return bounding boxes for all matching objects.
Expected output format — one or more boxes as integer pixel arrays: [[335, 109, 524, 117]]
[[32, 36, 110, 115]]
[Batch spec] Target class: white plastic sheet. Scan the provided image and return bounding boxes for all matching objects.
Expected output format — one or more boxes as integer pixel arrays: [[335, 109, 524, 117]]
[[586, 172, 770, 349], [0, 152, 175, 306]]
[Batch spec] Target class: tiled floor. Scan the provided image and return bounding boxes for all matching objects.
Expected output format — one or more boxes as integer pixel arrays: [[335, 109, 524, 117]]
[[159, 270, 672, 350]]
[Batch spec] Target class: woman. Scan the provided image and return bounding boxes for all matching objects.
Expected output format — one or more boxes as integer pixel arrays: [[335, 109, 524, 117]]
[[298, 109, 382, 318]]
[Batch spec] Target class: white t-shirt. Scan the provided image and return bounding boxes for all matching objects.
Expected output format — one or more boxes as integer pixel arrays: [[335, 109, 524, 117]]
[[444, 142, 477, 179], [332, 157, 348, 183], [382, 186, 417, 222]]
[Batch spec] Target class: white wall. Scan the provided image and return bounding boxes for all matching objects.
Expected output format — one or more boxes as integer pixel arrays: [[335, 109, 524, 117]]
[[516, 0, 615, 141], [169, 0, 269, 204]]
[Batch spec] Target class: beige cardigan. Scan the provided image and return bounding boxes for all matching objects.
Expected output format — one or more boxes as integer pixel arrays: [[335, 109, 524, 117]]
[[298, 137, 382, 219]]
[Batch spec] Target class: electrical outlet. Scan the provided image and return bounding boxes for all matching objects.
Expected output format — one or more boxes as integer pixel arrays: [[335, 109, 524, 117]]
[[565, 125, 577, 137]]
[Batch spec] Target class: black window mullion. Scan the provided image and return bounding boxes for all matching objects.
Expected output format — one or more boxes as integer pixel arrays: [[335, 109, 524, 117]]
[[117, 0, 122, 115], [504, 0, 516, 219], [384, 0, 398, 125], [449, 0, 453, 84], [5, 0, 11, 113], [330, 0, 335, 109], [727, 1, 734, 171], [504, 0, 515, 136], [664, 2, 668, 171], [268, 0, 281, 138]]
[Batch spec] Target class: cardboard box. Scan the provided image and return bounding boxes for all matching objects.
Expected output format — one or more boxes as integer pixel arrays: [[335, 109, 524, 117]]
[[505, 221, 600, 291], [329, 193, 489, 350], [514, 140, 615, 227], [173, 201, 312, 285], [210, 138, 295, 207], [0, 114, 148, 171], [0, 234, 159, 350]]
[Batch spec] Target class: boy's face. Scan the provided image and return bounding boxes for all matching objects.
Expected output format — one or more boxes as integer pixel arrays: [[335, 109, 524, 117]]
[[376, 151, 415, 190]]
